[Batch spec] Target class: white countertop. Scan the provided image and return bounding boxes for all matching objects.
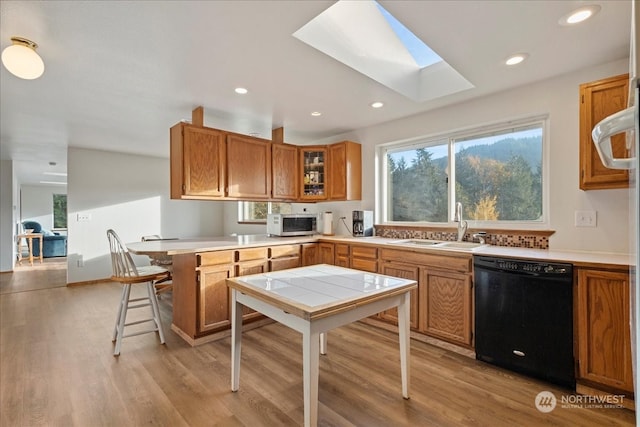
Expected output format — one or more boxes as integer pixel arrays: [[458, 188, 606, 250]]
[[127, 233, 633, 268]]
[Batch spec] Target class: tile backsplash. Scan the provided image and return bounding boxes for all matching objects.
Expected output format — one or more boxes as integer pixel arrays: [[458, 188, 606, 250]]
[[375, 225, 552, 250]]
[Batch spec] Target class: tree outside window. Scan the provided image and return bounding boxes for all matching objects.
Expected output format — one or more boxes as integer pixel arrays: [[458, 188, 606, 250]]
[[238, 201, 292, 223], [53, 194, 67, 228], [382, 120, 544, 224]]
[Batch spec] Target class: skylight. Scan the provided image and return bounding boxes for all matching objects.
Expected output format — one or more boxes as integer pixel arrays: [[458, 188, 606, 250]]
[[293, 0, 473, 103], [375, 2, 441, 69]]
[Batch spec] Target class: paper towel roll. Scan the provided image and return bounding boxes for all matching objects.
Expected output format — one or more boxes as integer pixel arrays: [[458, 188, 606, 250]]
[[322, 212, 334, 235]]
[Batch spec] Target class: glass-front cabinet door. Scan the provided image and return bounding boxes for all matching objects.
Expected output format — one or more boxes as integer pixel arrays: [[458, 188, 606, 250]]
[[300, 147, 328, 200]]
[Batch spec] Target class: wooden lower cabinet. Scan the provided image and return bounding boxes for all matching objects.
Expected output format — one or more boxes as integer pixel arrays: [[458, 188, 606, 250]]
[[301, 243, 318, 266], [350, 245, 377, 272], [198, 263, 234, 333], [236, 258, 268, 322], [319, 242, 335, 264], [422, 268, 473, 346], [335, 243, 350, 267], [577, 268, 633, 397], [379, 262, 420, 329]]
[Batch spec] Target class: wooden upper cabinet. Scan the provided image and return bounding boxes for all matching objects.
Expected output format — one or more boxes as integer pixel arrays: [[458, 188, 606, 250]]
[[329, 141, 362, 200], [300, 146, 328, 200], [171, 123, 226, 199], [226, 134, 272, 199], [579, 74, 630, 190], [272, 143, 298, 200]]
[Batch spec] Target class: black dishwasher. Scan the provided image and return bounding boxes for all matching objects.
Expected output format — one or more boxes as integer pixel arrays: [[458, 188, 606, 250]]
[[474, 256, 575, 389]]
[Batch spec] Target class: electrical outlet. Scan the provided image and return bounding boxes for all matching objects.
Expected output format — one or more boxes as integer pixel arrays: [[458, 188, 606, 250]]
[[575, 210, 597, 227], [77, 213, 91, 221]]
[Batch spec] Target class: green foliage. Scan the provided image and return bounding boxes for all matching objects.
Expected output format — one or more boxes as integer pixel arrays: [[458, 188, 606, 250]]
[[388, 135, 542, 222], [53, 194, 67, 228]]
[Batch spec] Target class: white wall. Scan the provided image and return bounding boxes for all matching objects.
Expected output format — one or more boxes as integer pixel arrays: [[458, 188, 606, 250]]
[[67, 148, 224, 283], [0, 160, 16, 272], [21, 184, 67, 231], [303, 59, 631, 254]]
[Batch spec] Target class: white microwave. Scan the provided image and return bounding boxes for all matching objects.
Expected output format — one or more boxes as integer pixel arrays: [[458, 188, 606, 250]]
[[266, 213, 318, 237]]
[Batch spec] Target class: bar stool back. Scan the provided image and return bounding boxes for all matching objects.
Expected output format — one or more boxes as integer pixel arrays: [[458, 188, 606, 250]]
[[107, 229, 171, 356]]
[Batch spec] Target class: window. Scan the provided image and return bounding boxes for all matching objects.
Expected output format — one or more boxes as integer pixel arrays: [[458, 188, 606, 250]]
[[379, 118, 545, 225], [238, 201, 292, 223], [53, 194, 67, 228]]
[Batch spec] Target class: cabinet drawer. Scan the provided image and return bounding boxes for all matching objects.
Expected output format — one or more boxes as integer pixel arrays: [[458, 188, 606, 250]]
[[198, 250, 234, 267], [236, 247, 268, 262], [351, 258, 377, 273], [352, 245, 377, 259], [336, 244, 350, 256], [270, 245, 300, 259], [270, 256, 301, 271], [380, 248, 472, 273]]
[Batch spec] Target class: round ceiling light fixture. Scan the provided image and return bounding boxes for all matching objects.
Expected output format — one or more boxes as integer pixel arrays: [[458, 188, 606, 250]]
[[371, 101, 384, 108], [505, 53, 529, 66], [234, 87, 248, 94], [311, 111, 322, 116], [1, 36, 45, 80], [559, 5, 601, 25]]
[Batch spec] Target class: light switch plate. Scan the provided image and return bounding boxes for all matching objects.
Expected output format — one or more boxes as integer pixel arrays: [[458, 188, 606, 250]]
[[575, 210, 597, 227], [77, 213, 91, 221]]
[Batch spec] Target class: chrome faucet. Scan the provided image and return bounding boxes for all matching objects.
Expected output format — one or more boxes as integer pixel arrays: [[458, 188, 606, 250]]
[[454, 202, 468, 242]]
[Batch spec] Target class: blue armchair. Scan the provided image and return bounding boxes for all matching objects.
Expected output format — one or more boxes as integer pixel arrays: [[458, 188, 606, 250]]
[[22, 221, 67, 258]]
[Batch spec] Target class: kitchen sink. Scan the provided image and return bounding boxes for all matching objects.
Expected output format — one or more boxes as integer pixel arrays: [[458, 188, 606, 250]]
[[389, 239, 442, 246], [389, 239, 487, 251]]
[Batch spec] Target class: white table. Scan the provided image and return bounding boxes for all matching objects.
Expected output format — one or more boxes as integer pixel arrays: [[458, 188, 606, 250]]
[[227, 264, 417, 427]]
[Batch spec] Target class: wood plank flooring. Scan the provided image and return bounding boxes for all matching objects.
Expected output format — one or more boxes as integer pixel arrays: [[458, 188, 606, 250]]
[[0, 267, 635, 426]]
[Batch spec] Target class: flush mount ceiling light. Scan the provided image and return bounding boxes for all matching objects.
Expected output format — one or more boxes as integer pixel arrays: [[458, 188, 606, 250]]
[[371, 101, 384, 108], [1, 36, 45, 80], [234, 87, 248, 94], [505, 53, 529, 66], [559, 5, 601, 25], [311, 111, 322, 116]]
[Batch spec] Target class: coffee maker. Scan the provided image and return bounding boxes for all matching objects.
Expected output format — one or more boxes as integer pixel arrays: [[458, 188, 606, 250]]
[[352, 210, 373, 237]]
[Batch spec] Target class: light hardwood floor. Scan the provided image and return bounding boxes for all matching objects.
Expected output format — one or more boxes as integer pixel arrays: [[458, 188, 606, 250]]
[[0, 265, 635, 426]]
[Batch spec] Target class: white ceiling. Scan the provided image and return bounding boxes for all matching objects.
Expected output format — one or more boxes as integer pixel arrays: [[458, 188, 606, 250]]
[[0, 0, 632, 186]]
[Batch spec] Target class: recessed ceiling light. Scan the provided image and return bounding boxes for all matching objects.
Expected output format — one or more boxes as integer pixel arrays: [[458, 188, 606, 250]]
[[505, 53, 529, 66], [559, 5, 601, 25], [234, 87, 248, 94], [311, 111, 322, 116], [371, 101, 384, 108]]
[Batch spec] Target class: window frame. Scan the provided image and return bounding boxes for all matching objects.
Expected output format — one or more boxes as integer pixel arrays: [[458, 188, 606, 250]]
[[237, 201, 292, 224], [376, 115, 550, 229]]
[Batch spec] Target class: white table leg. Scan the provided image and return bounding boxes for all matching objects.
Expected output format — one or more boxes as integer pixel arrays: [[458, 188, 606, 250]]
[[397, 291, 411, 399], [231, 289, 243, 392], [303, 324, 320, 427], [320, 332, 327, 355]]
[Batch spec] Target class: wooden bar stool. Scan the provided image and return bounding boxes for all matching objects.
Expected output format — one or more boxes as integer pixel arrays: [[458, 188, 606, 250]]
[[107, 229, 171, 356]]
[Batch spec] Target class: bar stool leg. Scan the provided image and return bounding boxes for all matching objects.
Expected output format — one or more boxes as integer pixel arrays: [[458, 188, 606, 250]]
[[113, 284, 132, 356], [147, 281, 165, 344]]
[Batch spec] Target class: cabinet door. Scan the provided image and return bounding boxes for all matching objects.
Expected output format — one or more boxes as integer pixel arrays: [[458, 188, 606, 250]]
[[379, 262, 419, 329], [226, 134, 271, 199], [272, 143, 298, 200], [328, 141, 362, 201], [422, 269, 473, 346], [198, 264, 234, 333], [577, 269, 633, 392], [579, 74, 630, 190], [270, 257, 301, 271], [300, 146, 328, 200], [301, 243, 318, 266], [172, 125, 226, 198], [318, 242, 335, 264], [236, 257, 269, 323]]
